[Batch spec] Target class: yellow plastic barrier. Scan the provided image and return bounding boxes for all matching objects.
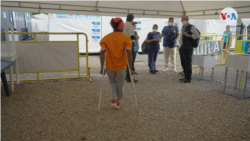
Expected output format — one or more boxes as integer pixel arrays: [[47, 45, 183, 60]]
[[231, 35, 250, 89], [1, 32, 92, 82]]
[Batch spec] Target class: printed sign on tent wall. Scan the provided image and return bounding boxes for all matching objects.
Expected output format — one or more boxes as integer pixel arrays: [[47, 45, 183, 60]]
[[220, 7, 238, 48], [91, 15, 101, 43], [134, 18, 141, 33]]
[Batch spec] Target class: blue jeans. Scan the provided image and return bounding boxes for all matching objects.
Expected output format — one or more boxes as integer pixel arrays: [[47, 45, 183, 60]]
[[148, 49, 159, 72], [133, 50, 138, 71]]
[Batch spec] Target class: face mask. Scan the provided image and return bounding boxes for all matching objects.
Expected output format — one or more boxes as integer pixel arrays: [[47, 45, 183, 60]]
[[182, 20, 187, 25], [153, 29, 157, 32], [168, 22, 173, 26], [133, 26, 136, 30]]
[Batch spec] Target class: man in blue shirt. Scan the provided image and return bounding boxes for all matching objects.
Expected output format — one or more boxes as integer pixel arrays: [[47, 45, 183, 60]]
[[161, 17, 180, 72]]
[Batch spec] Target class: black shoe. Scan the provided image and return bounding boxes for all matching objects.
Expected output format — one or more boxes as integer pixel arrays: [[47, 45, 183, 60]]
[[154, 70, 158, 72], [127, 79, 138, 83], [134, 71, 138, 74], [179, 71, 184, 74], [150, 71, 156, 74], [179, 77, 185, 81], [182, 79, 191, 83]]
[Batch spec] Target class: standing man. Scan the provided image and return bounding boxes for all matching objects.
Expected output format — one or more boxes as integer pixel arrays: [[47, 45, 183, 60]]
[[123, 14, 138, 83], [132, 22, 139, 74], [161, 17, 180, 72], [179, 16, 200, 83]]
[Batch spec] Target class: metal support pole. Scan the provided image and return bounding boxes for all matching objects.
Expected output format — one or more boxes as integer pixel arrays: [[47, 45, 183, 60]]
[[243, 72, 248, 98], [199, 67, 201, 76], [239, 71, 244, 89], [235, 70, 239, 90], [201, 67, 204, 80], [211, 67, 214, 80], [224, 67, 228, 91]]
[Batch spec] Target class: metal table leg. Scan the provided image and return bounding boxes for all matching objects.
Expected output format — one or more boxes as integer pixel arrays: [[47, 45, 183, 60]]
[[199, 67, 201, 76], [201, 67, 204, 80], [224, 67, 228, 91], [15, 59, 19, 84], [235, 70, 239, 90], [211, 67, 214, 80], [243, 72, 248, 98], [10, 66, 14, 92]]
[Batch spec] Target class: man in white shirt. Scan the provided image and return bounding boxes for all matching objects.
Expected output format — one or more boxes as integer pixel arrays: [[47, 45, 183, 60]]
[[179, 16, 200, 83], [123, 14, 138, 83]]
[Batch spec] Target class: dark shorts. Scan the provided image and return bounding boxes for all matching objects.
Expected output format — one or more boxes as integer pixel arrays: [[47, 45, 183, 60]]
[[223, 43, 229, 49]]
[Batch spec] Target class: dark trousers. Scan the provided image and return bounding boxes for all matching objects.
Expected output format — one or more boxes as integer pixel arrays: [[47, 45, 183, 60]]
[[179, 47, 193, 80], [125, 42, 135, 81], [148, 49, 159, 72], [133, 50, 138, 71]]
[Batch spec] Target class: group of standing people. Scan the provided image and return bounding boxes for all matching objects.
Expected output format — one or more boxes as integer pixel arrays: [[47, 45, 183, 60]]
[[99, 14, 201, 108]]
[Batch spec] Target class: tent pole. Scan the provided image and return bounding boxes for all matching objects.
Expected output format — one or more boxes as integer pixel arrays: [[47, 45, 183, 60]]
[[180, 1, 186, 16]]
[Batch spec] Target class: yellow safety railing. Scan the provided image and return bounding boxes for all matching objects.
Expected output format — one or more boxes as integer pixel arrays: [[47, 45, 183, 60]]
[[200, 32, 217, 40], [1, 32, 92, 82], [231, 34, 250, 89], [177, 34, 229, 69]]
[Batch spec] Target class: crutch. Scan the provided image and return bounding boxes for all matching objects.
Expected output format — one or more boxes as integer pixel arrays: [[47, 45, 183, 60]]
[[125, 47, 139, 113], [96, 49, 107, 132], [98, 49, 107, 112]]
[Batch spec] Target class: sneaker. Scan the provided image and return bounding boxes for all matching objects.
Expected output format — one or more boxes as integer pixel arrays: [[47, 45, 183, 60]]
[[134, 71, 138, 74], [154, 70, 159, 72], [163, 67, 168, 72], [110, 100, 117, 107], [116, 103, 121, 109], [173, 68, 177, 73]]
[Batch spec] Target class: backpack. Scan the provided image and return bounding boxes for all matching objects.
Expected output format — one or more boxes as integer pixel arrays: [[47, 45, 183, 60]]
[[185, 24, 200, 48], [141, 33, 153, 54]]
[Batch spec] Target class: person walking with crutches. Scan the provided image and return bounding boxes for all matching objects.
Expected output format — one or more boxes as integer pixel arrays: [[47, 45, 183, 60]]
[[99, 17, 134, 109]]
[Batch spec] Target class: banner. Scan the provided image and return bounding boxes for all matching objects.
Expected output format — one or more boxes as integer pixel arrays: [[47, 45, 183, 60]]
[[194, 41, 223, 60]]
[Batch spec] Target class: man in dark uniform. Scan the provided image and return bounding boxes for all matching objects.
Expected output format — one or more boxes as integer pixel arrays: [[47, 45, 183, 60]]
[[179, 16, 200, 83]]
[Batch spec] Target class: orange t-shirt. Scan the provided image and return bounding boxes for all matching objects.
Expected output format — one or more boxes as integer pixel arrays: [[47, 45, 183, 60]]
[[100, 32, 132, 71]]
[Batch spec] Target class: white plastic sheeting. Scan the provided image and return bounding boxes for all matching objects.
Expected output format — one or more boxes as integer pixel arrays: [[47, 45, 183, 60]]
[[241, 18, 250, 40], [1, 1, 250, 19], [1, 42, 78, 72], [31, 14, 49, 32]]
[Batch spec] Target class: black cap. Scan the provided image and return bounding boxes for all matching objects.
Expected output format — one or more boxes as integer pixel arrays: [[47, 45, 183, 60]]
[[127, 14, 134, 19]]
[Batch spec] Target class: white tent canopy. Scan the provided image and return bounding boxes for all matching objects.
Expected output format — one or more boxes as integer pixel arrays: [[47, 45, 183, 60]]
[[1, 1, 250, 19]]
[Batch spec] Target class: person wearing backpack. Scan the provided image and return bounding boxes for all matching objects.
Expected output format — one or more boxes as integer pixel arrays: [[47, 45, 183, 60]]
[[161, 17, 180, 73], [179, 16, 200, 83]]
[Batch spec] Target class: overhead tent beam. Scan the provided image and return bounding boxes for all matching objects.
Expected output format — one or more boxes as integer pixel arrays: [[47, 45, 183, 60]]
[[1, 1, 250, 18], [180, 0, 186, 16]]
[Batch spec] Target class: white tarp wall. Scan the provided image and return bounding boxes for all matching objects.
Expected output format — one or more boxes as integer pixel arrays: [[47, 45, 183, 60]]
[[49, 13, 101, 53], [49, 14, 211, 53], [31, 14, 49, 32]]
